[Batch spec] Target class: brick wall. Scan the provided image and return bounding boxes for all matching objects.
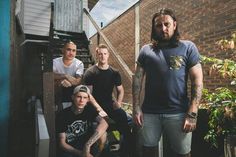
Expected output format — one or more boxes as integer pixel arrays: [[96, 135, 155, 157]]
[[89, 6, 135, 103], [90, 0, 236, 103]]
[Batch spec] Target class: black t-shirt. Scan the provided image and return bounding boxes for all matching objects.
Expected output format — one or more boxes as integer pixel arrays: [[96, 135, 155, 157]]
[[83, 65, 122, 110], [56, 104, 98, 147]]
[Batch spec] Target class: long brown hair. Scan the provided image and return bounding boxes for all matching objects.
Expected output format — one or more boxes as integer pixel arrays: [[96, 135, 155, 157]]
[[151, 8, 180, 48]]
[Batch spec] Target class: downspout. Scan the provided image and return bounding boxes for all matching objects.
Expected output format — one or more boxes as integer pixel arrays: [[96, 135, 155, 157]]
[[135, 3, 140, 65], [83, 8, 133, 82]]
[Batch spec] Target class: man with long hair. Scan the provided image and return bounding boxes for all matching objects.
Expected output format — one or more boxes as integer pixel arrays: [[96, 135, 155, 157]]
[[133, 8, 203, 157]]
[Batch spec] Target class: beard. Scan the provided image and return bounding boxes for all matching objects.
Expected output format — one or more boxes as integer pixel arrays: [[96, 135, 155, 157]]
[[155, 32, 172, 42], [152, 31, 179, 48]]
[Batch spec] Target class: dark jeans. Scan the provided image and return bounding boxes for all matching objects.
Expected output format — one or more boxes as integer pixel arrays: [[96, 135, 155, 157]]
[[58, 142, 99, 157], [105, 108, 133, 157]]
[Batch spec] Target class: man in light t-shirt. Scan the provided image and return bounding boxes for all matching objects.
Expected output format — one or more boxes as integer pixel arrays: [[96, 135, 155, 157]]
[[53, 41, 107, 117], [53, 41, 84, 109]]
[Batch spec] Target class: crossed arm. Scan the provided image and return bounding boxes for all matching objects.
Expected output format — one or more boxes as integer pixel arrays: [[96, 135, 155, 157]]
[[54, 73, 82, 87], [58, 116, 108, 157]]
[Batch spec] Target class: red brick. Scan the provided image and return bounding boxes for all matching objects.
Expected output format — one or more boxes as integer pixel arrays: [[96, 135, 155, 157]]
[[90, 0, 236, 103]]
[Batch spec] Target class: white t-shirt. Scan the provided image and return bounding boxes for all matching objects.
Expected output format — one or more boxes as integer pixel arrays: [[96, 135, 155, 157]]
[[53, 57, 84, 77]]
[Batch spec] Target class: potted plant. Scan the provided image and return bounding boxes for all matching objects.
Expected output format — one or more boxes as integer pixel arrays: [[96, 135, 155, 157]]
[[200, 31, 236, 156]]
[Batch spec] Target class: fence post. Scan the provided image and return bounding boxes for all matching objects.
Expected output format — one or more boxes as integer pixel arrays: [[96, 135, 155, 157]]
[[43, 72, 56, 157]]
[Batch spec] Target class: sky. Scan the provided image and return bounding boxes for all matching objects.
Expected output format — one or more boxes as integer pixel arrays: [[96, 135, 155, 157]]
[[89, 0, 139, 37]]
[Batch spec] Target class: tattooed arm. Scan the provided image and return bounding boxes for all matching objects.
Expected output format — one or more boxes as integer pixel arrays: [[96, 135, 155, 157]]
[[54, 73, 82, 87], [65, 74, 82, 86], [83, 116, 108, 156], [189, 63, 203, 114], [132, 64, 145, 127], [183, 63, 203, 132]]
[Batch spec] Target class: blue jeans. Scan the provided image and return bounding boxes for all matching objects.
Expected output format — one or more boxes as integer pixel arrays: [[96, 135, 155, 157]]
[[142, 113, 192, 154]]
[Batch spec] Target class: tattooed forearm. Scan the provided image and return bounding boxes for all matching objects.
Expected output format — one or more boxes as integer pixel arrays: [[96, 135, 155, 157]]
[[132, 75, 142, 99], [85, 131, 100, 148], [132, 65, 144, 113], [85, 116, 106, 149], [189, 63, 203, 108], [95, 115, 102, 122], [191, 83, 203, 106]]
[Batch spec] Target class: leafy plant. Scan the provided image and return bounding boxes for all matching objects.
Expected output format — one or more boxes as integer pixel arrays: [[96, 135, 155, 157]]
[[201, 56, 236, 86], [200, 31, 236, 148], [201, 88, 236, 148]]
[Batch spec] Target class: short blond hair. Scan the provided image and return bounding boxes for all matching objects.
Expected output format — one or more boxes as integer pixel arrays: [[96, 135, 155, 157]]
[[96, 44, 108, 53]]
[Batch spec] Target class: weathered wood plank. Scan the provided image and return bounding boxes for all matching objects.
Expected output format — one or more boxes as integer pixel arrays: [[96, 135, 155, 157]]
[[43, 72, 56, 157]]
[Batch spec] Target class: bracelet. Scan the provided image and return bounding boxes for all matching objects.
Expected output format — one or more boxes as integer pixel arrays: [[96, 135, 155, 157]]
[[187, 112, 198, 119]]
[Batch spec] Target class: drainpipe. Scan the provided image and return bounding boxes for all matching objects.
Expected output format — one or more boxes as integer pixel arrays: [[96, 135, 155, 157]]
[[135, 3, 140, 65]]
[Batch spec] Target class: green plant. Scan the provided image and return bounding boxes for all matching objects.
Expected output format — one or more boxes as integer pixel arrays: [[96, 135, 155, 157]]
[[200, 31, 236, 148], [201, 88, 236, 148], [201, 56, 236, 86]]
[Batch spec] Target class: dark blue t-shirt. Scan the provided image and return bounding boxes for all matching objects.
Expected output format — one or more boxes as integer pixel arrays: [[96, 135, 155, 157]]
[[137, 40, 200, 114]]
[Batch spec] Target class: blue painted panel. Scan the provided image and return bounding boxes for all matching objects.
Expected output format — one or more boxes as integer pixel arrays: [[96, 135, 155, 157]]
[[0, 0, 10, 157]]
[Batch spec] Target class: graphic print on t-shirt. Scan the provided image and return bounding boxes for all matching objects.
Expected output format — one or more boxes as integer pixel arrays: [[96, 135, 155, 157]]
[[169, 55, 184, 70], [66, 120, 88, 143]]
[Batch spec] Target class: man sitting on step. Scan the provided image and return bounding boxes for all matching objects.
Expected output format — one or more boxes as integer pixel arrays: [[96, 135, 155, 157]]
[[53, 40, 84, 110]]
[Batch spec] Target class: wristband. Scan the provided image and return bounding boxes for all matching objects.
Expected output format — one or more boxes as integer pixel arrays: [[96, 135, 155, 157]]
[[187, 112, 198, 119]]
